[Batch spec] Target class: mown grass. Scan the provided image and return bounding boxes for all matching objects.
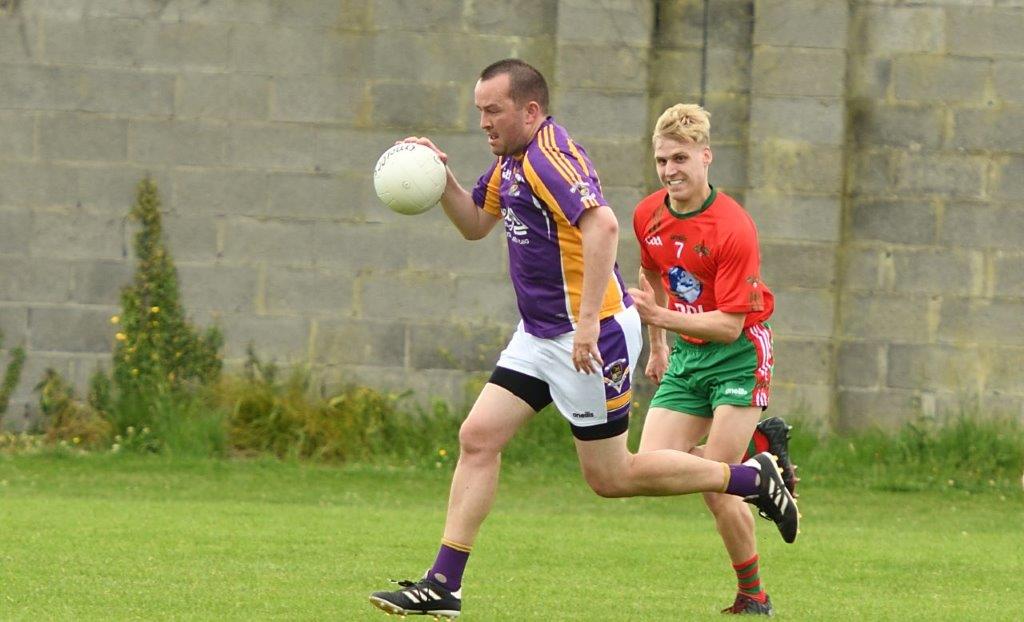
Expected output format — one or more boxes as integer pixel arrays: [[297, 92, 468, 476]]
[[0, 450, 1021, 621]]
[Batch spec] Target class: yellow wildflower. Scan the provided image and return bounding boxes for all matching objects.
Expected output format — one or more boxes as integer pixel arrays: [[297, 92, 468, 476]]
[[151, 306, 160, 313], [115, 332, 127, 341], [110, 315, 120, 324], [438, 448, 448, 457]]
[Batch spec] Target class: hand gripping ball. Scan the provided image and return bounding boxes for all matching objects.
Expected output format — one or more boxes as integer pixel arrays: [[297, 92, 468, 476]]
[[373, 143, 447, 215]]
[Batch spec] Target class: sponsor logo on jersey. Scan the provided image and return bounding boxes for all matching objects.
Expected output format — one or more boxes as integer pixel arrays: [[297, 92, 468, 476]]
[[501, 207, 529, 245], [668, 265, 702, 304], [672, 303, 705, 314], [570, 180, 593, 199], [694, 242, 711, 256], [645, 235, 663, 246]]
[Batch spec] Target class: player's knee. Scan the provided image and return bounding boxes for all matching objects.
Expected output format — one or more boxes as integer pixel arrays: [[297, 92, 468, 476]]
[[582, 469, 627, 498], [703, 491, 743, 516], [458, 419, 500, 458]]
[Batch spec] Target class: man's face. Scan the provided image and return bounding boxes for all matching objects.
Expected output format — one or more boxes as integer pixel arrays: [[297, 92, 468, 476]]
[[654, 136, 712, 206], [474, 74, 535, 156]]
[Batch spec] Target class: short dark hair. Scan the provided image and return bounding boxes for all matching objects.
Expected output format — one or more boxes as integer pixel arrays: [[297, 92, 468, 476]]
[[479, 58, 549, 112]]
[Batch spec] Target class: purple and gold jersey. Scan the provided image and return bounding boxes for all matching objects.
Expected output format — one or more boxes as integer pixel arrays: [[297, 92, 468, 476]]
[[472, 118, 632, 338]]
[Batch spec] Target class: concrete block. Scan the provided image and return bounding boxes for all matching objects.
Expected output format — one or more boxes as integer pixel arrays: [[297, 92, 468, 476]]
[[162, 215, 219, 262], [177, 264, 258, 314], [71, 260, 133, 305], [892, 56, 989, 104], [837, 388, 923, 431], [847, 57, 891, 100], [707, 144, 745, 189], [6, 350, 75, 404], [322, 32, 376, 82], [229, 123, 318, 171], [310, 221, 409, 271], [894, 153, 986, 199], [939, 298, 1024, 346], [359, 272, 456, 321], [315, 128, 407, 175], [887, 344, 981, 392], [219, 314, 310, 362], [750, 98, 845, 146], [984, 346, 1024, 393], [76, 166, 174, 213], [272, 77, 366, 124], [0, 162, 77, 207], [466, 0, 557, 36], [751, 48, 846, 98], [837, 341, 883, 388], [889, 249, 982, 296], [266, 173, 353, 221], [749, 143, 844, 193], [221, 218, 316, 266], [447, 275, 519, 324], [177, 73, 270, 120], [851, 6, 944, 54], [947, 7, 1024, 57], [312, 318, 405, 367], [0, 111, 35, 159], [706, 0, 755, 50], [39, 113, 127, 162], [556, 44, 649, 91], [409, 322, 506, 371], [173, 169, 270, 218], [993, 155, 1024, 201], [704, 46, 751, 94], [849, 199, 937, 245], [0, 208, 31, 256], [654, 0, 705, 48], [772, 338, 832, 385], [765, 383, 831, 425], [0, 14, 39, 63], [556, 90, 649, 140], [231, 24, 324, 74], [840, 248, 883, 292], [29, 306, 116, 353], [370, 82, 463, 131], [30, 210, 125, 261], [940, 203, 1024, 250], [756, 0, 850, 49], [701, 94, 750, 145], [952, 107, 1024, 153], [994, 60, 1024, 103], [130, 119, 229, 167], [766, 289, 834, 338], [651, 48, 708, 95], [993, 253, 1024, 295], [360, 33, 517, 85], [0, 306, 29, 345], [556, 0, 654, 45], [370, 0, 464, 32], [269, 0, 349, 27], [744, 192, 841, 243], [761, 242, 836, 290], [265, 266, 355, 316], [850, 102, 944, 150], [848, 148, 897, 198], [581, 139, 648, 188], [839, 294, 933, 342], [0, 65, 175, 115]]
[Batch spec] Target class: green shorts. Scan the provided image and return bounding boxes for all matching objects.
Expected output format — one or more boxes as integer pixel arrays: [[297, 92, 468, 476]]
[[650, 323, 773, 417]]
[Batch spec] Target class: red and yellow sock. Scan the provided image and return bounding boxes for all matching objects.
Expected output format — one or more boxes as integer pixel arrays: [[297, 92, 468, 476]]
[[733, 554, 767, 602]]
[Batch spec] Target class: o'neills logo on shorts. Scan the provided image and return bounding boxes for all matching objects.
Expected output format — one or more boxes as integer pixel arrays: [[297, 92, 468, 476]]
[[572, 411, 595, 419]]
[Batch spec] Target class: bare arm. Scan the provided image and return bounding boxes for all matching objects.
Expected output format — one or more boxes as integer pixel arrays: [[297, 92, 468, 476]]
[[402, 137, 500, 241], [572, 205, 619, 373], [639, 267, 670, 383], [629, 274, 745, 343]]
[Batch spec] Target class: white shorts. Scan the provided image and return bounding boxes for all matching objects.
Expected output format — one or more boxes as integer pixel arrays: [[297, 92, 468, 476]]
[[494, 306, 642, 439]]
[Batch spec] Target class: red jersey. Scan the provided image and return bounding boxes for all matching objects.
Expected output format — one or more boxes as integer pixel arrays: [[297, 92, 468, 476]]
[[632, 187, 773, 344]]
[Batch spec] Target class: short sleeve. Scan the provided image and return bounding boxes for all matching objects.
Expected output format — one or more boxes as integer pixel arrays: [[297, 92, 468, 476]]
[[633, 206, 658, 271], [523, 127, 606, 226], [472, 159, 503, 217]]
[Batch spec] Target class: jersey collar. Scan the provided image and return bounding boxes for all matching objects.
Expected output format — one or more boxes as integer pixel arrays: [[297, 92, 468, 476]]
[[664, 185, 716, 219]]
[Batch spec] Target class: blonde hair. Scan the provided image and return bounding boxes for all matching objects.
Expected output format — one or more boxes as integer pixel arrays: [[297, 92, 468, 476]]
[[653, 103, 711, 146]]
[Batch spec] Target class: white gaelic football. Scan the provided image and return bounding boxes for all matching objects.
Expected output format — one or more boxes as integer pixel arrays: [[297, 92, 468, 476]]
[[373, 142, 447, 215]]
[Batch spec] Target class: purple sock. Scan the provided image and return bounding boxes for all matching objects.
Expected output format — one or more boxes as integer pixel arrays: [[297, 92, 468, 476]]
[[428, 542, 470, 591], [725, 464, 759, 497]]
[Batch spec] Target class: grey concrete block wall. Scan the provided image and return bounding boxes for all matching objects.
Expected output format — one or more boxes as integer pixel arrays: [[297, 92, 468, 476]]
[[1, 0, 1021, 432]]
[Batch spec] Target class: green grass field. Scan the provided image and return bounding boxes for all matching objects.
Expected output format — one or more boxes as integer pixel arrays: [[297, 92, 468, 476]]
[[1, 453, 1021, 621]]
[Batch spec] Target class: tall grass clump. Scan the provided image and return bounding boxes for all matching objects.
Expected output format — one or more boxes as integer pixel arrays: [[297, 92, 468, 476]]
[[0, 329, 26, 422]]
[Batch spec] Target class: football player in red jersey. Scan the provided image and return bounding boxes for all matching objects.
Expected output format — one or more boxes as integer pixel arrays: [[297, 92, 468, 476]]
[[629, 104, 795, 616]]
